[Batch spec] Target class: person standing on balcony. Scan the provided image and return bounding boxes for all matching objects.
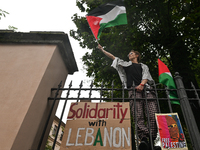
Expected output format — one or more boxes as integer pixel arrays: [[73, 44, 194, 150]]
[[97, 44, 160, 150]]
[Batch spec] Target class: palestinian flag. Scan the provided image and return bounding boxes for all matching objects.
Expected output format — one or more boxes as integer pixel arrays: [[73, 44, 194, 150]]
[[158, 59, 180, 105], [86, 0, 127, 39]]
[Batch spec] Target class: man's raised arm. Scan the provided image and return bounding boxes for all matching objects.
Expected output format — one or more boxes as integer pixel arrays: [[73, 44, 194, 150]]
[[97, 44, 115, 60]]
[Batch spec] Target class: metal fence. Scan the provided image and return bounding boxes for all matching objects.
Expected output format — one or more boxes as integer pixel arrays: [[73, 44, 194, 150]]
[[40, 72, 200, 150]]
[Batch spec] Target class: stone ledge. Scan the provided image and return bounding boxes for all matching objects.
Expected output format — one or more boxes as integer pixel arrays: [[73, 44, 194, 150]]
[[0, 31, 78, 74]]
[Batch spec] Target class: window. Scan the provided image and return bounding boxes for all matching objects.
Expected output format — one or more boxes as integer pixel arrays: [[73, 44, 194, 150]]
[[52, 125, 58, 136], [60, 131, 64, 141]]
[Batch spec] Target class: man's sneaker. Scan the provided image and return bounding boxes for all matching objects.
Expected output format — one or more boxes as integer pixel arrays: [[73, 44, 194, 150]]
[[138, 137, 149, 150]]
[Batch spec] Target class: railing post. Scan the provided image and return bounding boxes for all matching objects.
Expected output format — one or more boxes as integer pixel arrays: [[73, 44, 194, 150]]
[[77, 81, 83, 102], [174, 72, 200, 150], [52, 81, 72, 150], [122, 81, 125, 102], [191, 82, 200, 107], [100, 81, 104, 103], [111, 80, 114, 102], [89, 81, 93, 101]]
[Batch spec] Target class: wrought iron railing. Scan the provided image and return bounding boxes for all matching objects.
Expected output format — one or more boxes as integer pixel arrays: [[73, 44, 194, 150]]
[[39, 72, 200, 150]]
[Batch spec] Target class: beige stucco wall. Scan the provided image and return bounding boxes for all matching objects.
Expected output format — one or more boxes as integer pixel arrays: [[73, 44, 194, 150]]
[[0, 44, 68, 150]]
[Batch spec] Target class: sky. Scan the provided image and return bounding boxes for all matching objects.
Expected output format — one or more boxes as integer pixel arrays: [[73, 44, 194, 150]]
[[0, 0, 99, 122]]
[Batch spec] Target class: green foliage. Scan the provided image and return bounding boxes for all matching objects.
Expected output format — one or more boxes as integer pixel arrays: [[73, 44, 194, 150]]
[[71, 0, 200, 89], [0, 9, 9, 20], [45, 138, 52, 150], [0, 9, 18, 31], [8, 25, 18, 31]]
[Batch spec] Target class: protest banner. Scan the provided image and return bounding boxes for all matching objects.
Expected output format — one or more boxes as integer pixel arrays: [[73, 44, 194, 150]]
[[60, 102, 132, 150], [155, 113, 188, 150]]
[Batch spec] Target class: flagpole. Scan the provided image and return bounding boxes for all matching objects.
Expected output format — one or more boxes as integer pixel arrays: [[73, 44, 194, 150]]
[[90, 29, 99, 45], [165, 86, 173, 112], [95, 39, 100, 45]]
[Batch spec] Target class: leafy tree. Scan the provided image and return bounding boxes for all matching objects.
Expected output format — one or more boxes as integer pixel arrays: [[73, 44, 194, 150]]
[[8, 25, 18, 31], [0, 9, 18, 31], [71, 1, 200, 127], [0, 9, 9, 20], [71, 0, 200, 89]]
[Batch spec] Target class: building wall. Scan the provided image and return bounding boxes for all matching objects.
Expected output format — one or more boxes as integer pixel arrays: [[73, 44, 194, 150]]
[[0, 31, 78, 150], [0, 44, 67, 150], [47, 116, 66, 150]]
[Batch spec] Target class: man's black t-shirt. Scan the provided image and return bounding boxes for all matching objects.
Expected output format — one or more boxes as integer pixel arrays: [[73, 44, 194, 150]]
[[123, 63, 142, 88]]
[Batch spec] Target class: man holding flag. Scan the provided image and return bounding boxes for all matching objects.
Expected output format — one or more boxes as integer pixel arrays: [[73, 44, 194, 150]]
[[97, 44, 160, 150], [88, 0, 160, 150]]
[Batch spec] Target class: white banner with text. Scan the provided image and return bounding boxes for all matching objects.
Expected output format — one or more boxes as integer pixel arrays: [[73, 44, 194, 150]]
[[60, 102, 132, 150]]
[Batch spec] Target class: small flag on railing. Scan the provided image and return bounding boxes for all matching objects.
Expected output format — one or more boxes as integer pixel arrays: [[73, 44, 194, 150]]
[[158, 59, 180, 105], [86, 0, 127, 39]]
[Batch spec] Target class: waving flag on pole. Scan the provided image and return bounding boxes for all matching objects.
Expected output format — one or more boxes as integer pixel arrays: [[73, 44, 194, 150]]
[[86, 0, 127, 39], [158, 59, 180, 105]]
